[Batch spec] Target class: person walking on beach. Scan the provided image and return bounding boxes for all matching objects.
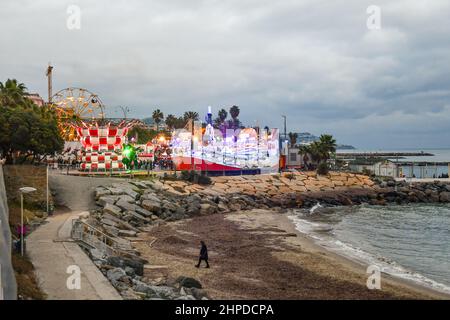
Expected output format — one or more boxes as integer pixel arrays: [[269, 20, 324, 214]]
[[195, 240, 210, 268]]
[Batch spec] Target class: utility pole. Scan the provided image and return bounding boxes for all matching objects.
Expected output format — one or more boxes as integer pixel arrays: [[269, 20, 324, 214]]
[[46, 63, 53, 103], [282, 115, 287, 142], [190, 118, 194, 172]]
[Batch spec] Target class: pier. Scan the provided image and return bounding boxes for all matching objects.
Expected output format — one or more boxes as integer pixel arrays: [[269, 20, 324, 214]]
[[337, 152, 434, 158]]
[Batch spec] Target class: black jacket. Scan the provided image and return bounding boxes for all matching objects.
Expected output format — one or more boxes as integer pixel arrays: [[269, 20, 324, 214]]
[[200, 244, 208, 259]]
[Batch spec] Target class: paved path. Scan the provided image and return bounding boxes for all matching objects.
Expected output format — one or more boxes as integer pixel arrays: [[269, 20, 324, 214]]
[[49, 173, 125, 211], [27, 212, 122, 300]]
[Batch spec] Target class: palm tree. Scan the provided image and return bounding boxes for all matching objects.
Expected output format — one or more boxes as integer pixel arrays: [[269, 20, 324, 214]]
[[229, 105, 240, 119], [0, 79, 29, 106], [152, 109, 164, 131], [315, 134, 337, 161], [228, 105, 241, 129], [165, 114, 177, 130], [298, 134, 336, 173], [288, 132, 298, 147], [218, 108, 228, 122], [183, 111, 199, 122]]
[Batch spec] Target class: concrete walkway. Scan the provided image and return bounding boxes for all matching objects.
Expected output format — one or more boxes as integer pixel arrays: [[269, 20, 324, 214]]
[[27, 211, 122, 300]]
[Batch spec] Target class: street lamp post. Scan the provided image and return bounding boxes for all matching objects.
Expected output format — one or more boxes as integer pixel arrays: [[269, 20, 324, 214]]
[[19, 187, 37, 256], [281, 115, 287, 171]]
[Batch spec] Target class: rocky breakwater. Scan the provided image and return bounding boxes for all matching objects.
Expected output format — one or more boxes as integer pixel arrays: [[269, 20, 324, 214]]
[[370, 178, 450, 205]]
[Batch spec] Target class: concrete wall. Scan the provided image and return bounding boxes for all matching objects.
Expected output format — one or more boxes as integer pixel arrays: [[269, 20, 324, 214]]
[[0, 165, 17, 300]]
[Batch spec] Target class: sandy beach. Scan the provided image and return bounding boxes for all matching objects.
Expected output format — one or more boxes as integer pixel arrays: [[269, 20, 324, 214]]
[[132, 209, 449, 300]]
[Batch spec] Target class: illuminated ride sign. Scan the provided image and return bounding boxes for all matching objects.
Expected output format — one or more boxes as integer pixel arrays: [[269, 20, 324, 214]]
[[170, 121, 279, 173]]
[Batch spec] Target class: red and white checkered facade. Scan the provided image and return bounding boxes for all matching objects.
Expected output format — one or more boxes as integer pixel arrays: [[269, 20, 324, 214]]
[[76, 126, 129, 171]]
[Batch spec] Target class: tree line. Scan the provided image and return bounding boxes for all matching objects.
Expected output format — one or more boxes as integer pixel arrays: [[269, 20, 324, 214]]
[[0, 79, 64, 164], [147, 105, 244, 131]]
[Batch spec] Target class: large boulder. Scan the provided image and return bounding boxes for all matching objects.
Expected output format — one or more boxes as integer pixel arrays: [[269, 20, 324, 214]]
[[89, 248, 107, 262], [107, 256, 145, 276], [95, 187, 112, 199], [133, 281, 176, 299], [133, 281, 157, 295], [439, 192, 450, 203], [176, 276, 202, 289], [127, 211, 150, 224], [107, 187, 126, 195], [123, 188, 140, 200], [116, 195, 136, 203], [103, 203, 122, 217], [118, 229, 137, 237], [141, 199, 162, 213], [107, 267, 127, 282], [135, 206, 153, 217], [141, 192, 160, 202], [97, 196, 118, 207], [161, 199, 178, 212], [116, 199, 139, 212], [188, 287, 209, 300], [101, 218, 118, 227]]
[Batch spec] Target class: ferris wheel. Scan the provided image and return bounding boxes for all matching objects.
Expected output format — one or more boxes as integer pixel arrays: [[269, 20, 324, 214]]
[[50, 87, 105, 141]]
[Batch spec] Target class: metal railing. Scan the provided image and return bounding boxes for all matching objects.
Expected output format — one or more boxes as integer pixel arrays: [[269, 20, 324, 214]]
[[71, 219, 138, 258]]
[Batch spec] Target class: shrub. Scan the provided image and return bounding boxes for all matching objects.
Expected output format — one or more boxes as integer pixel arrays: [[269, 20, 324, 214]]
[[179, 170, 211, 185], [197, 174, 212, 185], [284, 173, 295, 180], [362, 168, 374, 177], [317, 162, 329, 175]]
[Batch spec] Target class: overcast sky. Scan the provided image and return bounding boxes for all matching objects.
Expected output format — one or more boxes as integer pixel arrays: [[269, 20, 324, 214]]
[[1, 0, 450, 148]]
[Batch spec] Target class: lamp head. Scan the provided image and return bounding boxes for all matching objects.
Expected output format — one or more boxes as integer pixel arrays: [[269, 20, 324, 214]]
[[19, 187, 37, 194]]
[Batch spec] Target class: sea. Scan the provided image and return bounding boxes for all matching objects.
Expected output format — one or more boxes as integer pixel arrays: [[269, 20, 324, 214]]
[[290, 148, 450, 294]]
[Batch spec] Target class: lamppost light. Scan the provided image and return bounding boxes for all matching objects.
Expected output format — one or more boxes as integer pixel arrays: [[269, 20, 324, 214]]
[[19, 187, 37, 194]]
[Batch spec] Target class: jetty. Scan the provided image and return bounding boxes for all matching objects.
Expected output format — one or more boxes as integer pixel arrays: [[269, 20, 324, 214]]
[[336, 152, 434, 158]]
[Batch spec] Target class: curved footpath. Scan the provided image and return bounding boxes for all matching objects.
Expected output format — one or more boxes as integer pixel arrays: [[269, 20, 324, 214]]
[[27, 211, 122, 300], [26, 172, 124, 300]]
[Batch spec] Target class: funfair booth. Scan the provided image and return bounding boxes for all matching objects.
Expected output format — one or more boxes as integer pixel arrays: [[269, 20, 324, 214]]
[[170, 109, 279, 175]]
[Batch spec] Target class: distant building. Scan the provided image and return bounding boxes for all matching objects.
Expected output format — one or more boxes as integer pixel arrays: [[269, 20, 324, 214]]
[[142, 117, 167, 131], [349, 160, 398, 177], [25, 93, 45, 107], [285, 146, 308, 168]]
